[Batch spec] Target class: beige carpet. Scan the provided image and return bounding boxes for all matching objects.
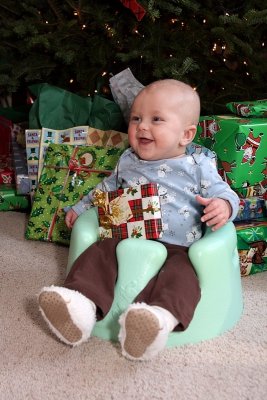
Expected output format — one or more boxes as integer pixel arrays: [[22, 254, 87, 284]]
[[0, 211, 266, 400]]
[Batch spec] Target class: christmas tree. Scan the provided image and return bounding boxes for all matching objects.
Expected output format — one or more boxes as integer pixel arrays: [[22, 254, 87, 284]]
[[0, 0, 266, 114]]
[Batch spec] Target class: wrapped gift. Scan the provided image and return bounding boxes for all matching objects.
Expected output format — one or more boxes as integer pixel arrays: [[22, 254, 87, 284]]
[[234, 218, 267, 276], [196, 115, 267, 190], [226, 99, 267, 118], [25, 127, 88, 186], [0, 155, 14, 184], [0, 116, 13, 156], [25, 128, 41, 197], [25, 144, 124, 245], [0, 184, 30, 211], [86, 127, 128, 149], [25, 126, 128, 191], [93, 183, 163, 240], [234, 182, 266, 198], [234, 196, 266, 222], [12, 138, 31, 194]]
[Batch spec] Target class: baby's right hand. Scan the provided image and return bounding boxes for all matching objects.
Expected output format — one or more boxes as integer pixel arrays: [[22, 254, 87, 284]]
[[65, 209, 78, 229]]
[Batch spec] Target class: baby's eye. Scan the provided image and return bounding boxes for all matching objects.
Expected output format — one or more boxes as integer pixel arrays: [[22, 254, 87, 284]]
[[130, 115, 140, 122], [153, 116, 163, 122]]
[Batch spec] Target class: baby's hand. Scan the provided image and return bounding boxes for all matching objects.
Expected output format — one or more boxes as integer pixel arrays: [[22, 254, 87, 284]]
[[196, 195, 232, 231], [65, 209, 78, 229]]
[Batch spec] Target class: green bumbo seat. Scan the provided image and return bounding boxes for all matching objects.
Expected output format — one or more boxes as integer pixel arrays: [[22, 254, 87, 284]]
[[66, 208, 243, 347]]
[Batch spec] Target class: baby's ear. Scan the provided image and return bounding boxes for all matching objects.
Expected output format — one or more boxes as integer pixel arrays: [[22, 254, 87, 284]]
[[181, 125, 197, 146]]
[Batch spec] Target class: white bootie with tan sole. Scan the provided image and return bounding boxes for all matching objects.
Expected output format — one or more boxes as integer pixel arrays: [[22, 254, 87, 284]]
[[118, 303, 178, 361], [38, 286, 96, 346]]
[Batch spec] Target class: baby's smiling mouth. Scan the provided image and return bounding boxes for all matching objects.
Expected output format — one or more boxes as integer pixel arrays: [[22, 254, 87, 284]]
[[139, 137, 153, 144]]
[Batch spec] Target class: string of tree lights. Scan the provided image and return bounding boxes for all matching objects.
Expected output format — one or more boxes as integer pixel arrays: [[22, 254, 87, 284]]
[[0, 0, 266, 114]]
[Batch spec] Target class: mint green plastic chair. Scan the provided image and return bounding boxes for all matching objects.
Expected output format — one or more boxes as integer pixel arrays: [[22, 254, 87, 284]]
[[66, 208, 243, 347]]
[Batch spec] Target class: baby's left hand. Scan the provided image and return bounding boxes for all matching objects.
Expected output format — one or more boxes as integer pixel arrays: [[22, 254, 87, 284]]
[[196, 195, 232, 231]]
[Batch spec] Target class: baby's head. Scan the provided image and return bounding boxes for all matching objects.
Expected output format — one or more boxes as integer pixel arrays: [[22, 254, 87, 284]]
[[128, 79, 200, 161]]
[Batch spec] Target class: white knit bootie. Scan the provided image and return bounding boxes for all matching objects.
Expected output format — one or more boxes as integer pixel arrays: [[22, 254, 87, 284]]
[[38, 285, 96, 346], [118, 303, 178, 361]]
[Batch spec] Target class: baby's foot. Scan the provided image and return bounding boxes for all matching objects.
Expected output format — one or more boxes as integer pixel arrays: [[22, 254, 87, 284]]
[[118, 303, 171, 360], [38, 286, 96, 346]]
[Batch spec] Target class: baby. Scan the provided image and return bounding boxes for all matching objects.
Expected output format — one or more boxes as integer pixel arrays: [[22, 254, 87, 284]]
[[38, 79, 239, 360]]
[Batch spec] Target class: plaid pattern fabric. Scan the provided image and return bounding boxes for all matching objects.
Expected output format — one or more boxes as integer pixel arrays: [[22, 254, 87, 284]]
[[97, 183, 163, 240]]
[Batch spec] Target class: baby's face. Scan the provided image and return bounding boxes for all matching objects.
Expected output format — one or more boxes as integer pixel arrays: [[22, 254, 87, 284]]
[[128, 86, 191, 161]]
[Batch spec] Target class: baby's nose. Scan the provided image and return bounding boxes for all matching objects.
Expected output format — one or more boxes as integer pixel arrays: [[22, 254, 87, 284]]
[[137, 121, 149, 132]]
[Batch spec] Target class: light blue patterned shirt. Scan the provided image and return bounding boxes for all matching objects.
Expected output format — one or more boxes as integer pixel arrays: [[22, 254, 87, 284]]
[[72, 144, 239, 247]]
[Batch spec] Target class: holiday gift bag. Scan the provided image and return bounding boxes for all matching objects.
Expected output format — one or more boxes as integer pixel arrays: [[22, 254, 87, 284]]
[[28, 83, 124, 131], [196, 115, 267, 190], [92, 183, 163, 240], [25, 143, 124, 245], [25, 128, 41, 197], [86, 127, 129, 149], [234, 218, 267, 276]]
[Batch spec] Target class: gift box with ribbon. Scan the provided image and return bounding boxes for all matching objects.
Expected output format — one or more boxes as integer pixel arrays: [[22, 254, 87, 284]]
[[25, 143, 124, 245], [92, 183, 163, 240], [25, 126, 128, 199]]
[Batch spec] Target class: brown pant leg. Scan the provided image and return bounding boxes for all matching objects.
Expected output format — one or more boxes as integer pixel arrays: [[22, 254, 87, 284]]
[[64, 238, 120, 319], [134, 243, 201, 331]]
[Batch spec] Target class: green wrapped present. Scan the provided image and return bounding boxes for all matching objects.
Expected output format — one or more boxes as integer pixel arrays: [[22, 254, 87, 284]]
[[25, 143, 124, 245], [196, 115, 267, 190], [226, 99, 267, 118], [234, 218, 267, 276], [0, 184, 30, 211]]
